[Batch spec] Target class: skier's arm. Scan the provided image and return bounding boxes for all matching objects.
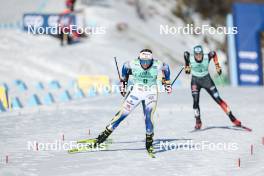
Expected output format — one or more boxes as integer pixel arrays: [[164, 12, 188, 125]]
[[209, 51, 222, 75], [162, 63, 172, 94], [162, 63, 171, 82], [184, 51, 191, 74], [121, 62, 131, 81], [120, 62, 131, 96]]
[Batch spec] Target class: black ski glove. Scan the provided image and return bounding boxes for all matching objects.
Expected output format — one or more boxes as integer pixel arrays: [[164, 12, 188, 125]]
[[185, 66, 191, 74], [215, 63, 222, 75], [119, 80, 127, 97]]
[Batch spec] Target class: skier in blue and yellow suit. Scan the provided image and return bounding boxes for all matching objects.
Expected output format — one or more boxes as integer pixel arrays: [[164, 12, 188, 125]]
[[94, 49, 171, 154]]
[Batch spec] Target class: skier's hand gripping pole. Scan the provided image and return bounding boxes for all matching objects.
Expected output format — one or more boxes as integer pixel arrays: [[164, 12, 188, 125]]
[[184, 51, 191, 74], [212, 52, 222, 76], [212, 52, 224, 85], [162, 79, 172, 94], [114, 57, 127, 97]]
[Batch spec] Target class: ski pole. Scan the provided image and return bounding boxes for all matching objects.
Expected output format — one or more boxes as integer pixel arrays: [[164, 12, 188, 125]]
[[171, 66, 184, 86], [216, 70, 224, 86], [114, 57, 122, 81], [219, 74, 225, 86], [114, 57, 126, 97]]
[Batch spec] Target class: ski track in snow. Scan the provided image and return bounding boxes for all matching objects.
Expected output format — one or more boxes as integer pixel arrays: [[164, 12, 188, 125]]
[[0, 87, 263, 176]]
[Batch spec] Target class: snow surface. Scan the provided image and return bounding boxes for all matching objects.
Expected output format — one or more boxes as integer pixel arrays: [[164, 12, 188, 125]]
[[0, 1, 263, 176], [0, 87, 264, 176]]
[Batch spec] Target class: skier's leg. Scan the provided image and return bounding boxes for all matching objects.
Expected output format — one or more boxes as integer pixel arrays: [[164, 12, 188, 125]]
[[96, 91, 141, 145], [205, 79, 241, 126], [107, 92, 142, 130], [191, 77, 202, 129], [59, 32, 64, 46], [143, 94, 157, 151], [144, 99, 157, 135]]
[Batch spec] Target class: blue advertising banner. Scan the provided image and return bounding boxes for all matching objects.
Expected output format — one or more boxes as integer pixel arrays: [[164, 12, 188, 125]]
[[23, 13, 76, 35], [233, 3, 264, 86]]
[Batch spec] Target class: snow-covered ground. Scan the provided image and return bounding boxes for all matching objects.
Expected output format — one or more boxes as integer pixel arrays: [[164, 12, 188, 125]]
[[0, 1, 263, 175], [0, 87, 263, 176]]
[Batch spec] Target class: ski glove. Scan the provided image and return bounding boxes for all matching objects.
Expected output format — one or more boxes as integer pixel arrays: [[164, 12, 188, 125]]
[[215, 63, 222, 75], [165, 84, 172, 94], [120, 80, 127, 97], [185, 66, 191, 74], [163, 80, 172, 94]]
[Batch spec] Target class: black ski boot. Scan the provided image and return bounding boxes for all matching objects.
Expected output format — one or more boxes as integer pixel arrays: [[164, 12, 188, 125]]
[[195, 116, 202, 130], [228, 112, 241, 126], [146, 133, 154, 153], [94, 128, 112, 147]]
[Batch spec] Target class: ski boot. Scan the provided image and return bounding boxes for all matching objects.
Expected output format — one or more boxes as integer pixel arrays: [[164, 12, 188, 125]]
[[231, 119, 241, 127], [228, 112, 241, 127], [195, 116, 202, 130], [146, 133, 155, 157], [94, 128, 112, 147]]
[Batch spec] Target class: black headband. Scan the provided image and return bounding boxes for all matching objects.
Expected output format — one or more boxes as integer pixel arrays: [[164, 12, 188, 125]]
[[140, 49, 152, 54]]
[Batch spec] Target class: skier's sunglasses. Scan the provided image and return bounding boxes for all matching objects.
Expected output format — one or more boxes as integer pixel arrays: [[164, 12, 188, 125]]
[[140, 59, 153, 65], [194, 53, 203, 56]]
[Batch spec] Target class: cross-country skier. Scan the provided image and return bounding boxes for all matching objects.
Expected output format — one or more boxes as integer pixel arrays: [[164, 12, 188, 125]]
[[92, 49, 171, 155], [57, 9, 81, 46], [184, 45, 241, 130], [66, 0, 76, 12]]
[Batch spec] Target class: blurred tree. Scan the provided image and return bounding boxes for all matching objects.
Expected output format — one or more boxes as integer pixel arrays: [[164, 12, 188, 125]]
[[173, 0, 264, 25]]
